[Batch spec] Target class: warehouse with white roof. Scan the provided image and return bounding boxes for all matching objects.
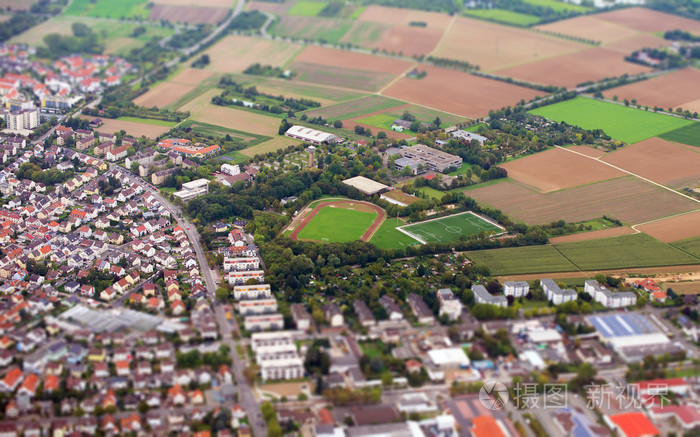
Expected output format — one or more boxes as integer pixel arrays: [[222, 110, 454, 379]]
[[285, 125, 338, 144]]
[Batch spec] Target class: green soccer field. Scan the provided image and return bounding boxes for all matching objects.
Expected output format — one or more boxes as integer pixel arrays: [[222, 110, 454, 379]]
[[530, 97, 694, 144], [296, 207, 378, 243], [400, 212, 503, 244]]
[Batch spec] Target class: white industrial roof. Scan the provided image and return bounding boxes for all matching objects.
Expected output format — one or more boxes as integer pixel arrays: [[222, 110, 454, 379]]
[[342, 175, 389, 195], [428, 347, 470, 367], [286, 125, 337, 142], [181, 178, 210, 190]]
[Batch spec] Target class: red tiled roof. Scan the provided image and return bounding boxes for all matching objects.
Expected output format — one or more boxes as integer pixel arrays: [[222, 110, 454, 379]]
[[609, 412, 659, 437]]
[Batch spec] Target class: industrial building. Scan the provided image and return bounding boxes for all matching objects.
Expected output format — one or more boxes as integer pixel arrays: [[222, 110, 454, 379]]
[[285, 125, 338, 144], [399, 144, 462, 173]]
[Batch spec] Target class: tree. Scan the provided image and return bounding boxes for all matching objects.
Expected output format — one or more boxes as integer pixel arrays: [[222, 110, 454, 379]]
[[72, 22, 90, 37], [333, 120, 343, 128], [354, 125, 365, 135]]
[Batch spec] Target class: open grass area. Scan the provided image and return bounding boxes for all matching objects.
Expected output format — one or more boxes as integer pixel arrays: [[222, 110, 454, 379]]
[[521, 0, 591, 13], [288, 1, 327, 17], [416, 186, 446, 199], [400, 212, 503, 244], [466, 245, 579, 275], [465, 9, 541, 26], [447, 162, 478, 176], [301, 95, 404, 121], [354, 113, 397, 130], [178, 119, 271, 145], [467, 234, 700, 275], [555, 233, 699, 270], [297, 207, 377, 243], [65, 0, 149, 19], [116, 117, 177, 127], [11, 16, 172, 56], [659, 123, 700, 147], [530, 97, 694, 143], [359, 340, 386, 359], [369, 218, 421, 250]]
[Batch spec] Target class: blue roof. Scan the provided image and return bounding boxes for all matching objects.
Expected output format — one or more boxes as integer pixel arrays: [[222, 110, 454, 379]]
[[588, 313, 659, 338]]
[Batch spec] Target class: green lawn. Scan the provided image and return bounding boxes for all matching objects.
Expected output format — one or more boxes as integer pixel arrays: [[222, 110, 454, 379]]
[[416, 186, 446, 199], [359, 341, 386, 358], [65, 0, 149, 19], [117, 117, 177, 127], [659, 123, 700, 147], [297, 207, 378, 243], [466, 245, 579, 275], [555, 233, 699, 271], [288, 1, 327, 16], [465, 9, 541, 26], [369, 218, 421, 250], [355, 113, 397, 130], [521, 0, 591, 12], [466, 233, 700, 275], [401, 212, 503, 244], [530, 97, 694, 143], [447, 162, 478, 177]]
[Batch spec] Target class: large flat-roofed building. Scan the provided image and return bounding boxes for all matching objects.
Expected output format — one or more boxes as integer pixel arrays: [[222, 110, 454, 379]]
[[238, 298, 278, 315], [588, 313, 680, 362], [244, 313, 284, 331], [233, 284, 272, 301], [399, 144, 462, 173], [472, 284, 507, 307], [285, 125, 338, 145], [342, 175, 389, 195]]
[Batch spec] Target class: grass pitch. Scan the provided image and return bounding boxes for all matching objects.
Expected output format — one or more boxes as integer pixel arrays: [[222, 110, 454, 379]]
[[297, 207, 378, 243], [659, 123, 700, 147], [400, 212, 503, 244], [530, 97, 693, 143], [369, 218, 421, 250]]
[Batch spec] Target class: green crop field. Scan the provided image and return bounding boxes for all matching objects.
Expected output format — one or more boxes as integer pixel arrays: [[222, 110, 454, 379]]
[[271, 16, 353, 45], [354, 113, 397, 130], [400, 212, 503, 244], [466, 245, 578, 275], [521, 0, 591, 13], [301, 95, 404, 121], [297, 207, 378, 243], [671, 235, 700, 258], [117, 117, 177, 127], [530, 97, 694, 143], [369, 218, 421, 250], [288, 1, 327, 17], [65, 0, 149, 19], [659, 123, 700, 147], [465, 9, 541, 26], [555, 233, 699, 270], [378, 105, 464, 127]]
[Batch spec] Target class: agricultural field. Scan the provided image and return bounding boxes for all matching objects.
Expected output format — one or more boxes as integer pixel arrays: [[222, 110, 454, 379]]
[[637, 210, 700, 243], [270, 16, 353, 45], [134, 69, 218, 109], [548, 226, 637, 244], [467, 234, 699, 275], [149, 5, 230, 24], [382, 65, 541, 118], [339, 21, 390, 47], [240, 136, 301, 157], [357, 5, 453, 29], [671, 236, 700, 259], [432, 16, 584, 71], [521, 0, 591, 13], [10, 16, 173, 55], [0, 0, 38, 11], [178, 119, 271, 146], [342, 23, 445, 57], [555, 233, 700, 271], [601, 138, 700, 188], [605, 34, 670, 54], [65, 0, 149, 19], [529, 97, 693, 143], [292, 201, 384, 243], [288, 1, 327, 16], [465, 9, 541, 26], [496, 47, 651, 89], [593, 6, 700, 34], [660, 123, 700, 147], [368, 218, 421, 250], [535, 15, 644, 44], [465, 245, 579, 275], [189, 104, 281, 137], [564, 145, 606, 158], [204, 35, 303, 74], [500, 147, 625, 192], [603, 68, 700, 115], [464, 177, 699, 225], [79, 116, 175, 139], [301, 95, 404, 121], [399, 212, 503, 244], [248, 77, 364, 106]]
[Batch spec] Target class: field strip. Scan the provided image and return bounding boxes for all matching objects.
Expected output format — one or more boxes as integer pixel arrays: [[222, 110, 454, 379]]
[[494, 264, 700, 281], [428, 14, 456, 57], [555, 145, 700, 206], [630, 208, 700, 232], [377, 63, 418, 95]]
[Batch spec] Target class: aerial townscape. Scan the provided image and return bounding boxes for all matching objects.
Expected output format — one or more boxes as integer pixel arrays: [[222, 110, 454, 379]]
[[1, 0, 700, 436]]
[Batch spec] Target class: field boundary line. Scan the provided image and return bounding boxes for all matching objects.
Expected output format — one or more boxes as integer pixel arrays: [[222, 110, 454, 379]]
[[377, 63, 419, 95], [555, 145, 700, 205], [428, 14, 456, 58]]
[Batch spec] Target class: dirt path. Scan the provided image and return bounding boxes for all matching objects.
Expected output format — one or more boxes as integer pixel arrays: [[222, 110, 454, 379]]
[[496, 265, 700, 282], [289, 200, 386, 242]]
